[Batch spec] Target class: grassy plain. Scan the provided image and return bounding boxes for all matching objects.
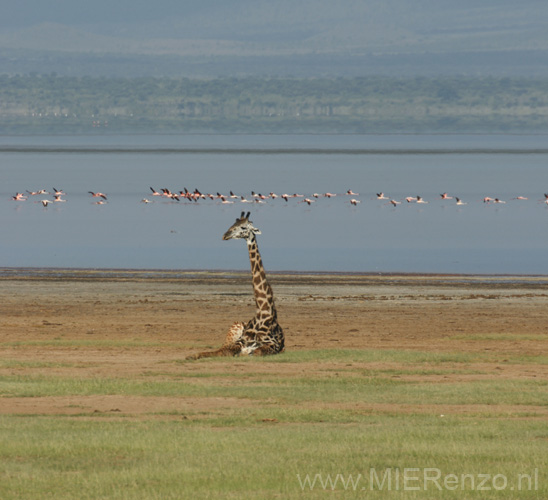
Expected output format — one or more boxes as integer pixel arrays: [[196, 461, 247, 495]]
[[0, 271, 547, 499]]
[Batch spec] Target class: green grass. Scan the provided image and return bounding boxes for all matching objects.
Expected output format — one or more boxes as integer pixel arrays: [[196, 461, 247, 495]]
[[1, 348, 547, 499]]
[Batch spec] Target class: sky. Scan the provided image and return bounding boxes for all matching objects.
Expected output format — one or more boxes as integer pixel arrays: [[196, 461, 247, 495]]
[[0, 1, 220, 29]]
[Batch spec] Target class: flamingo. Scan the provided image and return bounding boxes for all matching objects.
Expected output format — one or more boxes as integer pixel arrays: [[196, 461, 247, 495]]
[[512, 196, 528, 200], [53, 194, 66, 202], [440, 193, 453, 200], [150, 187, 162, 196], [405, 196, 417, 203], [494, 198, 506, 204], [141, 198, 152, 203], [88, 191, 107, 200], [455, 197, 467, 205], [346, 189, 359, 196], [350, 199, 361, 206], [27, 189, 48, 196], [11, 192, 27, 201], [269, 192, 278, 199], [416, 196, 428, 204], [390, 199, 401, 206], [376, 193, 389, 200], [300, 198, 315, 205], [217, 195, 233, 204], [41, 199, 53, 207], [52, 188, 65, 196], [483, 197, 494, 203]]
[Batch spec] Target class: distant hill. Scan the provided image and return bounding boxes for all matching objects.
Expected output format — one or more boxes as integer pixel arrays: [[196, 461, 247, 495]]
[[1, 0, 548, 77]]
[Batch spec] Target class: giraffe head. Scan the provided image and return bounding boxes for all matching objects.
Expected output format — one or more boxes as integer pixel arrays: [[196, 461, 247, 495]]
[[223, 212, 261, 241]]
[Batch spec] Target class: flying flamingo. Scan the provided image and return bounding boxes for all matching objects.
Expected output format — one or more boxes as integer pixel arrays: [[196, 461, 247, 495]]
[[416, 196, 428, 204], [350, 199, 361, 205], [11, 192, 27, 201], [455, 197, 467, 205], [346, 189, 359, 196], [376, 193, 389, 200], [440, 193, 453, 200], [89, 191, 107, 200], [389, 199, 401, 206]]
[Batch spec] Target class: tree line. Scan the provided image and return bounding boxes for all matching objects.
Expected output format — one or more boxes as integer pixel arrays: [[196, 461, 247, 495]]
[[1, 74, 547, 133]]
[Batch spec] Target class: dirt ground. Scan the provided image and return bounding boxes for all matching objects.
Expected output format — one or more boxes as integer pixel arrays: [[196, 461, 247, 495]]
[[1, 270, 547, 417]]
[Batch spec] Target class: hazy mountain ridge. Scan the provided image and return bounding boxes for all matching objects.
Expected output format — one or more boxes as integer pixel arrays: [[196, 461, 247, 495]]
[[1, 0, 547, 76]]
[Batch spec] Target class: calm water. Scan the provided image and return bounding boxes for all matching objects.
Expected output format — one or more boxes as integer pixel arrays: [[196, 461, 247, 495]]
[[1, 134, 548, 274]]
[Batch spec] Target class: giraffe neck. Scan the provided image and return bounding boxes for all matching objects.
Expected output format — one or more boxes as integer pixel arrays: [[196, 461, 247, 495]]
[[246, 235, 275, 317]]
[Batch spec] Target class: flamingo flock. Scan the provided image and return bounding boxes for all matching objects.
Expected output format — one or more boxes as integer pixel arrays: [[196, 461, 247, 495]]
[[8, 187, 548, 209]]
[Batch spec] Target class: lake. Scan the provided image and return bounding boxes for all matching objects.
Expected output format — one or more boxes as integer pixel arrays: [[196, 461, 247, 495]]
[[1, 134, 548, 274]]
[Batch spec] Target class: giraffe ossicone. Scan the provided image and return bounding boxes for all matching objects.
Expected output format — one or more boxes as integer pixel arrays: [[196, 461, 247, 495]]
[[186, 212, 285, 359]]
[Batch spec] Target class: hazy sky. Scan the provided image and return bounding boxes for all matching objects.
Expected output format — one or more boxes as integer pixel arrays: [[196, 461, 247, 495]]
[[1, 1, 229, 29]]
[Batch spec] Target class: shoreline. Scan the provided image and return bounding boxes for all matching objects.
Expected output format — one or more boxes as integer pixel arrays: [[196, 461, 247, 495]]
[[2, 267, 548, 280]]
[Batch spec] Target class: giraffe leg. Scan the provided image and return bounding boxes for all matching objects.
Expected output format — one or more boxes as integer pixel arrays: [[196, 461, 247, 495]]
[[223, 321, 245, 346], [186, 344, 241, 360], [186, 322, 245, 360], [250, 344, 283, 356]]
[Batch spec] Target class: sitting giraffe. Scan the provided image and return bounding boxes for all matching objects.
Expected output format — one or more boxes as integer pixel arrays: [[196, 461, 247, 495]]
[[186, 212, 285, 359]]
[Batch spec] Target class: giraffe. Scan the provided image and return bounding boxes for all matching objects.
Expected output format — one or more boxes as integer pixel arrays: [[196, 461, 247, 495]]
[[186, 212, 285, 359]]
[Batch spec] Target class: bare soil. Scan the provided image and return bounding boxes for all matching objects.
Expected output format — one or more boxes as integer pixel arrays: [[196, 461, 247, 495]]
[[1, 270, 547, 418]]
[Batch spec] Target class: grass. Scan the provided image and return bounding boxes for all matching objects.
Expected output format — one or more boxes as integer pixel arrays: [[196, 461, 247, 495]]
[[0, 349, 547, 499]]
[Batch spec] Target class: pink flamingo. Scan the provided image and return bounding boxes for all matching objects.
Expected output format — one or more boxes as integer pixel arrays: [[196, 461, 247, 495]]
[[89, 191, 107, 200]]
